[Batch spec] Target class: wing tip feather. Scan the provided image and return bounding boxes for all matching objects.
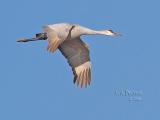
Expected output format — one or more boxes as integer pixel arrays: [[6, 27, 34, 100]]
[[73, 63, 91, 88]]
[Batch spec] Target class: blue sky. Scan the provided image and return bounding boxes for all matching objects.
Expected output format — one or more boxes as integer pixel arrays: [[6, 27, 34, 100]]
[[0, 0, 160, 119]]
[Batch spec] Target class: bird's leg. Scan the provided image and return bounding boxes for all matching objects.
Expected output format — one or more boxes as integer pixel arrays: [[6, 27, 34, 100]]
[[17, 33, 48, 42]]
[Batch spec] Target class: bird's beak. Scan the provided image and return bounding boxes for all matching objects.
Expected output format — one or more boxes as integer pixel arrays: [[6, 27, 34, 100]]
[[113, 32, 122, 36]]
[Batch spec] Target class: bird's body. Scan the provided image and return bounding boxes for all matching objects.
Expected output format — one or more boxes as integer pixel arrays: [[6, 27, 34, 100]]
[[18, 23, 120, 88], [45, 23, 74, 39]]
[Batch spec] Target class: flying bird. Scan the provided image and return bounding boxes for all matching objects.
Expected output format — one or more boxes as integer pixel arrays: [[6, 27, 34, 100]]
[[18, 23, 120, 87]]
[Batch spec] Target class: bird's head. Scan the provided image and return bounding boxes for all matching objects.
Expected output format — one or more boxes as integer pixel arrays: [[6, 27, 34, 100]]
[[102, 30, 121, 36]]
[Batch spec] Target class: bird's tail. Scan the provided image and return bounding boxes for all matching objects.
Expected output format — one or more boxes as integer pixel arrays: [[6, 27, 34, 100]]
[[35, 33, 48, 40], [17, 33, 47, 42]]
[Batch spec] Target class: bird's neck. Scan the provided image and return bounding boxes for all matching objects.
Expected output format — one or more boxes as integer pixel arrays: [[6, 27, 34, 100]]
[[79, 26, 110, 36]]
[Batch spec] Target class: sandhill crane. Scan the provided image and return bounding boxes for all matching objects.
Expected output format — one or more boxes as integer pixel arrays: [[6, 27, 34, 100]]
[[18, 23, 120, 88]]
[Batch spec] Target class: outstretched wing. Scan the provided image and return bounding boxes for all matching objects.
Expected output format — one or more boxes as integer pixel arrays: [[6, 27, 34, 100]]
[[43, 26, 63, 53], [58, 38, 91, 87]]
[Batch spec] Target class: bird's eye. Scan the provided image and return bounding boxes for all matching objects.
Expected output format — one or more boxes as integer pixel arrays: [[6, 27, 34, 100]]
[[108, 30, 113, 33]]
